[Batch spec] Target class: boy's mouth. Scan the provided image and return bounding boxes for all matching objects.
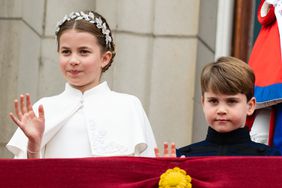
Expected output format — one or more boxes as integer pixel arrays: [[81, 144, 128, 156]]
[[215, 119, 229, 123]]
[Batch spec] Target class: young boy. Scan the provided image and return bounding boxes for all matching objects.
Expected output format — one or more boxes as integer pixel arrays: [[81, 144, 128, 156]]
[[177, 56, 280, 156], [155, 56, 280, 157]]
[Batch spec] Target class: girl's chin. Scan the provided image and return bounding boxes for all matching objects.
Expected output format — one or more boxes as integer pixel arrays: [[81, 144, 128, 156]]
[[68, 82, 83, 87], [68, 81, 99, 91]]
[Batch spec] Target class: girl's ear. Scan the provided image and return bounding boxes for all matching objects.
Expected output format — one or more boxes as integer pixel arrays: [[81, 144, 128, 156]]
[[101, 51, 112, 68], [247, 97, 256, 116]]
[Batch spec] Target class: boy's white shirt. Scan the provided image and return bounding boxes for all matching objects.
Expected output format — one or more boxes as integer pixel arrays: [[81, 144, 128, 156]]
[[6, 82, 156, 158], [250, 108, 271, 145]]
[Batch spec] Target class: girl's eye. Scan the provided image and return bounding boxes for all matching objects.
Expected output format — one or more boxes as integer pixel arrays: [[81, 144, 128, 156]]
[[61, 49, 71, 55], [80, 50, 90, 55]]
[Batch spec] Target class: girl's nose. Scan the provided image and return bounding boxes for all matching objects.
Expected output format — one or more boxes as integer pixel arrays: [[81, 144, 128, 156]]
[[68, 56, 80, 65]]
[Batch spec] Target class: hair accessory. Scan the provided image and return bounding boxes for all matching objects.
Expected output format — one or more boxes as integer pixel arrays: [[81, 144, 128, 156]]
[[55, 11, 112, 48]]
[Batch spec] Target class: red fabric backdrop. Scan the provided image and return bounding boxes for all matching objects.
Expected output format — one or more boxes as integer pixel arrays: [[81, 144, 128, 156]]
[[0, 156, 281, 188]]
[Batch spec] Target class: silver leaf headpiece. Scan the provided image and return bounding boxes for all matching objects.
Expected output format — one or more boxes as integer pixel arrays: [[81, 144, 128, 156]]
[[55, 11, 112, 48]]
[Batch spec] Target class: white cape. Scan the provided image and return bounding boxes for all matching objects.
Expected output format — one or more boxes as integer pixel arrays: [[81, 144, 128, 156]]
[[7, 82, 156, 158]]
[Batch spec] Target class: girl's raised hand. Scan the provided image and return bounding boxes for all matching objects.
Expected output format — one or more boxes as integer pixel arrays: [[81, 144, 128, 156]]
[[9, 94, 45, 143], [154, 142, 176, 157]]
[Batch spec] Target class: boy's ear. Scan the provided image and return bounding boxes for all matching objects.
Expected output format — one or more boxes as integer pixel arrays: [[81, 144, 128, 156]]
[[201, 96, 204, 106], [247, 97, 256, 116]]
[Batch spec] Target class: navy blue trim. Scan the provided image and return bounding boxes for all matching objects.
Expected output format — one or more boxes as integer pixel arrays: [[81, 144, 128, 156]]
[[273, 104, 282, 152], [255, 83, 282, 103]]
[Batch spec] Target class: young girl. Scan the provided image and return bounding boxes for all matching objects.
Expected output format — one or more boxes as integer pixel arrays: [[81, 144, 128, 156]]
[[6, 11, 156, 158]]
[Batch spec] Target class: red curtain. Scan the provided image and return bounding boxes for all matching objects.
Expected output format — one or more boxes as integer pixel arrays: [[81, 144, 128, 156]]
[[0, 156, 281, 188]]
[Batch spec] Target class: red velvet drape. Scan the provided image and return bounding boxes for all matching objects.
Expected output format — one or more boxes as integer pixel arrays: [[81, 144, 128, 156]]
[[0, 156, 281, 188]]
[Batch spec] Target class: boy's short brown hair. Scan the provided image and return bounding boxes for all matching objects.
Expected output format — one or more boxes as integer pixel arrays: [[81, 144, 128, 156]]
[[201, 56, 255, 101]]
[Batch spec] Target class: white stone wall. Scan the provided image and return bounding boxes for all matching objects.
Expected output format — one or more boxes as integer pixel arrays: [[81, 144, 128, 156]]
[[0, 0, 43, 157], [192, 0, 219, 143], [0, 0, 218, 157]]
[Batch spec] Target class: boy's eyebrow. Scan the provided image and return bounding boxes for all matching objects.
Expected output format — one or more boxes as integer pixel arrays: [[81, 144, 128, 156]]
[[205, 96, 218, 99], [223, 96, 242, 102], [205, 95, 240, 99], [225, 96, 240, 99], [226, 97, 241, 101]]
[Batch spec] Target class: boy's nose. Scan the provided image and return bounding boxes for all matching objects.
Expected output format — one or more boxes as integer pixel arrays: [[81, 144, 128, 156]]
[[217, 105, 227, 114]]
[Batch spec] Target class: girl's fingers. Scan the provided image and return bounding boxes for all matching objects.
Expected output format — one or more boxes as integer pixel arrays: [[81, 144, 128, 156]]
[[9, 113, 23, 129], [26, 94, 32, 112], [171, 142, 176, 157], [154, 143, 177, 158], [164, 142, 176, 157], [163, 142, 169, 157], [25, 94, 36, 119], [14, 99, 22, 120], [154, 148, 160, 157], [20, 94, 27, 114], [38, 105, 45, 121]]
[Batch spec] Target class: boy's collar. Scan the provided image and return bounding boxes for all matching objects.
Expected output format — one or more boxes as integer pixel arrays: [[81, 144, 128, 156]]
[[206, 127, 251, 145]]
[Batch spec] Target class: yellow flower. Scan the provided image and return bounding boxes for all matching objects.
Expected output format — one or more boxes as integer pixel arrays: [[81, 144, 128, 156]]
[[159, 167, 192, 188]]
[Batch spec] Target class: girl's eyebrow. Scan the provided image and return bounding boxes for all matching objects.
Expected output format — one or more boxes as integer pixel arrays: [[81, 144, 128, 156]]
[[78, 46, 90, 49], [59, 46, 91, 50], [59, 46, 70, 49]]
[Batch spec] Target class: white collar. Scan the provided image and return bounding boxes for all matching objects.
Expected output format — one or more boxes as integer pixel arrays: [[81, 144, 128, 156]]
[[64, 81, 111, 98]]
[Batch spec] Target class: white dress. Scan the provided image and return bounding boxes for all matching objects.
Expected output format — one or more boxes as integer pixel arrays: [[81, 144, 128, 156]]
[[6, 82, 157, 158]]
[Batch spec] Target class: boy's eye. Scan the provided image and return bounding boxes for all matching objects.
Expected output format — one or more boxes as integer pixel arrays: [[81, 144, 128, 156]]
[[227, 99, 238, 104], [208, 99, 218, 104]]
